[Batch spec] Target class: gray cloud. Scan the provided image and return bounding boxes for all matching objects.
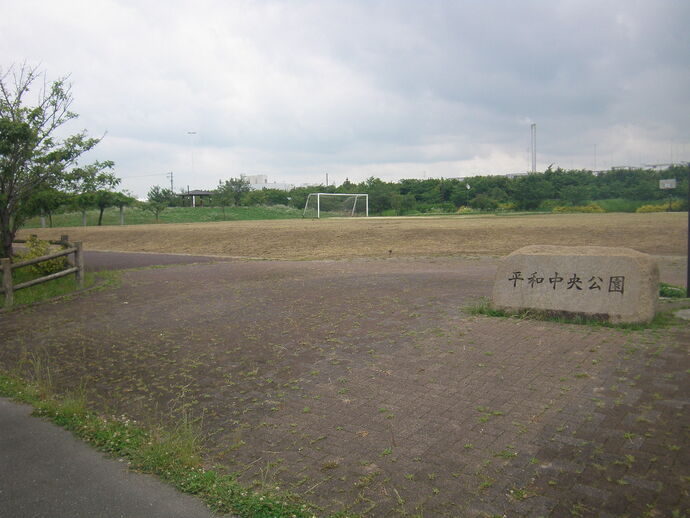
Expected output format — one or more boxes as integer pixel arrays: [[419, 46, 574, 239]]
[[1, 0, 688, 196]]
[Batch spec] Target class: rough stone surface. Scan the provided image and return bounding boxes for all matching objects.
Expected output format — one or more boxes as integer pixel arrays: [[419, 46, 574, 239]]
[[492, 245, 659, 323], [675, 308, 690, 321]]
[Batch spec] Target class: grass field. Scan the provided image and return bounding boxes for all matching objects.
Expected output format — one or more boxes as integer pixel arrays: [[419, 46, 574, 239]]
[[19, 212, 688, 260], [24, 205, 304, 228]]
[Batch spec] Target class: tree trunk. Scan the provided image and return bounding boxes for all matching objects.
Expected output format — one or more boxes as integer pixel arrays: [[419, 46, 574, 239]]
[[40, 209, 46, 228], [119, 206, 124, 225], [98, 206, 105, 226], [1, 226, 14, 259], [81, 210, 87, 226]]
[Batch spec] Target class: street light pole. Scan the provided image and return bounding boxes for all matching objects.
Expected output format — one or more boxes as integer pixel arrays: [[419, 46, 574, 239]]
[[187, 131, 197, 179]]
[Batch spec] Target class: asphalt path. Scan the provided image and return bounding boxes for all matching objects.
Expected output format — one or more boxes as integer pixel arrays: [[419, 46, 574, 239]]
[[84, 250, 234, 271], [0, 399, 220, 518]]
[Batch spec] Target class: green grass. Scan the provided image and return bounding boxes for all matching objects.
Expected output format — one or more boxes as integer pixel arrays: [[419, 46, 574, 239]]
[[593, 198, 661, 213], [1, 266, 108, 308], [660, 282, 687, 298], [24, 205, 304, 228], [0, 370, 331, 518], [466, 296, 685, 330]]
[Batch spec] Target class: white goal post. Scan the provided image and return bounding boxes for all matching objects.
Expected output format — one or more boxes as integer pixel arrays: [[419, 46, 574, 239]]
[[302, 193, 369, 218]]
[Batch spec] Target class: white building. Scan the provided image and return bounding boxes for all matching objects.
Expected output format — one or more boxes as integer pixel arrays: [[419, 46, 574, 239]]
[[242, 174, 294, 191]]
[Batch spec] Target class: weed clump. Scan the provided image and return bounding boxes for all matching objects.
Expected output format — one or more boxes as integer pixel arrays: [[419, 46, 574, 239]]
[[17, 236, 68, 275]]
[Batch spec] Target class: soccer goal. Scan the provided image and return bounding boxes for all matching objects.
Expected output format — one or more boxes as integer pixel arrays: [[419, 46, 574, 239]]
[[302, 193, 369, 218]]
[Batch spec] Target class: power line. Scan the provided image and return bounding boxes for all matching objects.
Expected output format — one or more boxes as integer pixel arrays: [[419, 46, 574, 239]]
[[119, 172, 170, 179]]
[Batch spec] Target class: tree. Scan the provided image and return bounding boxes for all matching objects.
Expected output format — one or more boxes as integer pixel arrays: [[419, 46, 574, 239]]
[[111, 191, 136, 225], [0, 64, 114, 257], [67, 161, 119, 224], [469, 194, 499, 211], [93, 190, 119, 226], [219, 177, 251, 206], [214, 181, 238, 218], [147, 185, 177, 206], [24, 188, 69, 227], [560, 184, 591, 206], [509, 174, 555, 210], [140, 186, 172, 222], [242, 189, 267, 206]]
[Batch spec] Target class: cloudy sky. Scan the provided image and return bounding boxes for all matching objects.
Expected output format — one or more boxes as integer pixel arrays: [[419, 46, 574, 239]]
[[2, 0, 689, 197]]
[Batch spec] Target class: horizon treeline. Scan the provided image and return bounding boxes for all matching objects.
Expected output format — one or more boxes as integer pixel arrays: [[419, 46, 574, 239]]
[[216, 165, 689, 215]]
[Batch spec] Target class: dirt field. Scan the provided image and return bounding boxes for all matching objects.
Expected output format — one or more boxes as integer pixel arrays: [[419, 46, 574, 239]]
[[20, 212, 688, 260]]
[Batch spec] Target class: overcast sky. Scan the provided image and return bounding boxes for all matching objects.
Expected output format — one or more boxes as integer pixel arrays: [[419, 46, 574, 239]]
[[2, 0, 689, 197]]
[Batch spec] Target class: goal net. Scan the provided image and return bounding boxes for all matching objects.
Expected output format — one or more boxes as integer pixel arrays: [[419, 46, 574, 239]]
[[302, 193, 369, 218]]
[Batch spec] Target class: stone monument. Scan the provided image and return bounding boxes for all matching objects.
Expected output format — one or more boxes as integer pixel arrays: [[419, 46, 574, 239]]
[[492, 245, 659, 323]]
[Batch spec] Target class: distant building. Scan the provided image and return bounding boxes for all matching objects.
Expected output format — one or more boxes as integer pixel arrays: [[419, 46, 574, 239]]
[[177, 189, 213, 207], [242, 174, 294, 191]]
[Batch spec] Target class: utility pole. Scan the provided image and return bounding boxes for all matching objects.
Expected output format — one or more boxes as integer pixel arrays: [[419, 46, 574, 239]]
[[686, 163, 689, 298], [167, 171, 174, 192], [530, 123, 536, 173]]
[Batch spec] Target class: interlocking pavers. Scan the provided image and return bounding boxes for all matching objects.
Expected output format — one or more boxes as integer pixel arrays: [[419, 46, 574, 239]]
[[0, 256, 687, 517]]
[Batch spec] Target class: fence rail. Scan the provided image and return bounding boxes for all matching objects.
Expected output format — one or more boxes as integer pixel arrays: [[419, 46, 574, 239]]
[[1, 236, 84, 309]]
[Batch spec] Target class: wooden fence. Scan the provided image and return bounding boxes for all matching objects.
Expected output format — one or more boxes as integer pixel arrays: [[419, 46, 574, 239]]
[[1, 235, 84, 309]]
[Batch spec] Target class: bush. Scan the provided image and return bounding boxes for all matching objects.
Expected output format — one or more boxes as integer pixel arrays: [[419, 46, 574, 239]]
[[17, 236, 68, 276], [595, 198, 648, 212], [469, 194, 499, 211], [636, 200, 685, 213], [552, 203, 605, 213], [538, 199, 562, 211], [456, 206, 476, 214]]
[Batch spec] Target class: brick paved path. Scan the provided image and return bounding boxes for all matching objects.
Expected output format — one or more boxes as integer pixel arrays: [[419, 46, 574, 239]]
[[0, 257, 687, 517]]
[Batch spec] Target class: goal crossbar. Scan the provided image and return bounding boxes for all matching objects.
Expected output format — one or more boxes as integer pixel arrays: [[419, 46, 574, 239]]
[[302, 193, 369, 218]]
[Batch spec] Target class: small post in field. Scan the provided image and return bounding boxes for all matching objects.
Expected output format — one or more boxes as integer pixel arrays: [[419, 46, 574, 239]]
[[60, 235, 69, 245], [1, 258, 13, 308], [75, 242, 84, 289]]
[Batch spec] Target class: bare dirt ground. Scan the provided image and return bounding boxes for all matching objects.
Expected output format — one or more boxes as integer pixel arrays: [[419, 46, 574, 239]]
[[4, 213, 688, 517], [20, 212, 688, 260]]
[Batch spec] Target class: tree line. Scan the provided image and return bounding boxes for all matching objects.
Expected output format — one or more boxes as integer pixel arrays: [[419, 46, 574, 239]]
[[145, 165, 689, 216]]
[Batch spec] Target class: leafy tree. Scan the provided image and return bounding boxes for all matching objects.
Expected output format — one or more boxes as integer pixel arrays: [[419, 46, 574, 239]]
[[214, 181, 237, 218], [469, 194, 499, 211], [391, 193, 417, 215], [93, 190, 119, 226], [217, 177, 251, 207], [560, 184, 591, 205], [71, 192, 96, 226], [242, 189, 267, 206], [361, 177, 394, 213], [141, 186, 172, 222], [0, 64, 114, 257], [111, 191, 136, 225], [509, 174, 555, 210], [260, 188, 289, 205], [24, 188, 69, 227], [147, 185, 177, 206]]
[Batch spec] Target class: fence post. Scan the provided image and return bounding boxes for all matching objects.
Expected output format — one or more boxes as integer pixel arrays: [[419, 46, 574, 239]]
[[75, 242, 84, 290], [1, 258, 13, 308], [60, 234, 69, 245]]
